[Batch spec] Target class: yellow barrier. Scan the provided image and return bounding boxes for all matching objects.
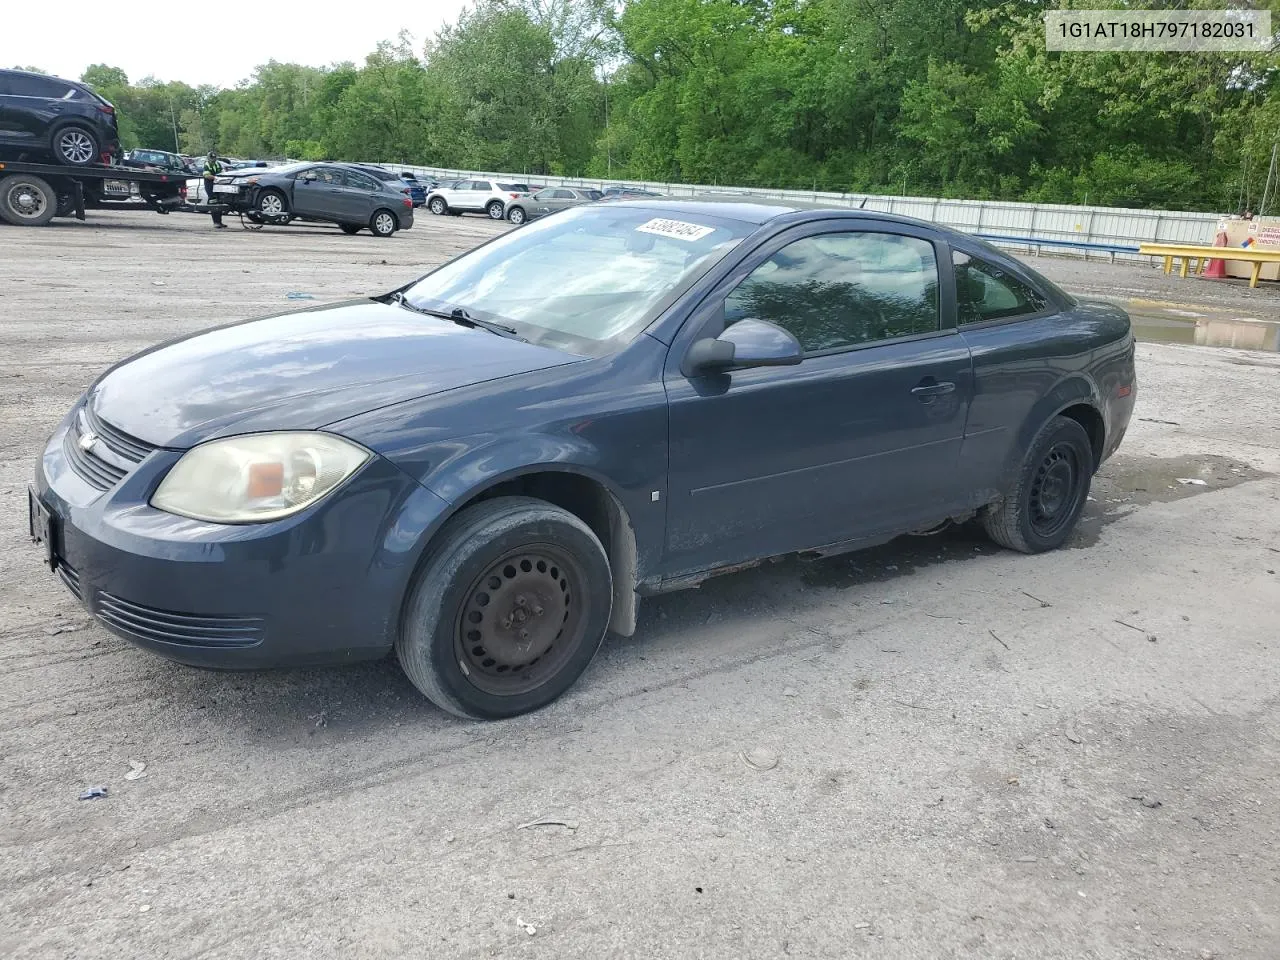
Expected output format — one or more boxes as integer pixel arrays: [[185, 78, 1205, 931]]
[[1138, 242, 1280, 289]]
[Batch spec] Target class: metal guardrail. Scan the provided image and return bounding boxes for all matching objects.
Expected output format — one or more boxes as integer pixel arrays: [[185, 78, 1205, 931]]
[[377, 162, 1223, 263]]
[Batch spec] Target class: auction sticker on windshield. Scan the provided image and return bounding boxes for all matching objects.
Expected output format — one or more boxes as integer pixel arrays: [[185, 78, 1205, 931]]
[[636, 218, 715, 242]]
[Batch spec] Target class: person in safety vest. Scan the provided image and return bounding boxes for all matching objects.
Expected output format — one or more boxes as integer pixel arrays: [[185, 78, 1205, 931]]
[[204, 152, 226, 229]]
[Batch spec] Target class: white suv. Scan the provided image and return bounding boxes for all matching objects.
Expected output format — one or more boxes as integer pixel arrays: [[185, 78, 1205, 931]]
[[426, 178, 530, 219]]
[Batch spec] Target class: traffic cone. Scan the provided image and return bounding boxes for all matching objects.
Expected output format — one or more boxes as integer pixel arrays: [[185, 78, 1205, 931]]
[[1204, 229, 1227, 278]]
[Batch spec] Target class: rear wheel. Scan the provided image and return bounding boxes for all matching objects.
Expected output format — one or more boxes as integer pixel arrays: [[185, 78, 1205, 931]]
[[339, 224, 362, 235], [51, 125, 99, 166], [486, 200, 505, 220], [370, 209, 397, 237], [0, 174, 57, 226], [507, 206, 526, 225], [983, 415, 1094, 553], [428, 196, 447, 215], [396, 496, 613, 719]]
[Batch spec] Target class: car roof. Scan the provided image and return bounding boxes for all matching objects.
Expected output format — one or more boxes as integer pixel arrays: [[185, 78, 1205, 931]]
[[610, 193, 967, 234]]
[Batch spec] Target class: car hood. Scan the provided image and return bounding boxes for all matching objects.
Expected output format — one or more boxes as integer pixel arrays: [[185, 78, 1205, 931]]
[[88, 300, 583, 448]]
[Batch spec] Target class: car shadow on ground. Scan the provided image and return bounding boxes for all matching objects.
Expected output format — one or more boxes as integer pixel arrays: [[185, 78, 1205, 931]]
[[99, 452, 1271, 741]]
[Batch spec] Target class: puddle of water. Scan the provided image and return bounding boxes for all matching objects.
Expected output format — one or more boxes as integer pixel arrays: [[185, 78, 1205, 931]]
[[1127, 302, 1280, 351], [1072, 453, 1269, 546]]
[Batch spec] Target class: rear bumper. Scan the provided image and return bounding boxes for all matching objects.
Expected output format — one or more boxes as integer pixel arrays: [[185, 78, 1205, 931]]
[[33, 414, 451, 669]]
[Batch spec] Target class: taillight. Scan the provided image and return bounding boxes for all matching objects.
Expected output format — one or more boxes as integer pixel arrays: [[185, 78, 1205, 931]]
[[97, 104, 115, 115], [403, 198, 412, 208], [509, 193, 519, 199]]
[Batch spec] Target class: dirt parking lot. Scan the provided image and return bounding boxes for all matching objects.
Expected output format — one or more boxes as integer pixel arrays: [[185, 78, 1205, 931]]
[[2, 209, 1279, 959]]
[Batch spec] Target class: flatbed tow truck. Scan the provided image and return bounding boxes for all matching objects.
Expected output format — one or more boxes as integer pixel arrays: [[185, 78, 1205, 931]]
[[0, 159, 187, 227]]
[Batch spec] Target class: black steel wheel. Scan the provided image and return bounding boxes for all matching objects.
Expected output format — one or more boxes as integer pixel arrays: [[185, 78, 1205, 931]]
[[397, 496, 612, 719], [453, 546, 586, 697], [983, 415, 1094, 553]]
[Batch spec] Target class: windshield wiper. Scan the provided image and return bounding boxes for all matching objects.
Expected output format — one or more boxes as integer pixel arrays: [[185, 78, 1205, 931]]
[[388, 292, 525, 341]]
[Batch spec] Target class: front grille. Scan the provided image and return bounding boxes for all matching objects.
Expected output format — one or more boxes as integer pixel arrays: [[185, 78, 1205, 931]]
[[83, 405, 156, 461], [63, 405, 156, 491], [57, 562, 82, 601], [96, 592, 264, 648], [63, 430, 127, 489]]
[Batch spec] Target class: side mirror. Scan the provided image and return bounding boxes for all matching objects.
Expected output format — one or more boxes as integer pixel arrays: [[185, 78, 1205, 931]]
[[686, 318, 803, 376]]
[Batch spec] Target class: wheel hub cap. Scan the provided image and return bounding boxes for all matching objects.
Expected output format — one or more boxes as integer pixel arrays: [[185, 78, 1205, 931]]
[[456, 549, 581, 695], [1030, 444, 1080, 535]]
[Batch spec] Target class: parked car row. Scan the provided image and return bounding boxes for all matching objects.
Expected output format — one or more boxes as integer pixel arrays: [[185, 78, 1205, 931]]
[[423, 179, 669, 225]]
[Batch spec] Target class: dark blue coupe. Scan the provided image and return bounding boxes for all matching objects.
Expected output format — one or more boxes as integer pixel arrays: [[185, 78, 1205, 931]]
[[30, 199, 1136, 718]]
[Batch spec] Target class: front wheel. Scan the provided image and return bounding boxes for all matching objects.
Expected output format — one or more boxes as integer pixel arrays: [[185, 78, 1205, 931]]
[[51, 125, 99, 166], [428, 197, 447, 215], [396, 497, 613, 719], [256, 189, 288, 219], [507, 206, 526, 225], [370, 209, 397, 237], [983, 415, 1094, 553], [486, 200, 505, 220]]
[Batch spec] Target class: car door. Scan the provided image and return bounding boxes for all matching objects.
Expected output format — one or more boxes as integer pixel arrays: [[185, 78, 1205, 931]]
[[525, 188, 556, 216], [949, 244, 1064, 502], [342, 169, 384, 222], [544, 189, 580, 213], [662, 222, 974, 576], [449, 180, 480, 210], [0, 72, 57, 145], [292, 165, 346, 218]]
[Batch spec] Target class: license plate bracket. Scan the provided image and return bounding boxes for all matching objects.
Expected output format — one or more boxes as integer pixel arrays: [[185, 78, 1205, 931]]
[[28, 487, 56, 571], [212, 185, 239, 194]]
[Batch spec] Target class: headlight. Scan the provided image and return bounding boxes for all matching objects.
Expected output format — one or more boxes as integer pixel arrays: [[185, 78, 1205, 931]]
[[151, 432, 369, 523]]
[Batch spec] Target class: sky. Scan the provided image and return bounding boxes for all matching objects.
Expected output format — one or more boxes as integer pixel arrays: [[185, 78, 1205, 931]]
[[1, 0, 472, 89]]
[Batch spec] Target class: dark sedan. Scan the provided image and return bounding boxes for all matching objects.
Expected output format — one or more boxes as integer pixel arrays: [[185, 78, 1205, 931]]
[[505, 186, 603, 225], [210, 162, 414, 236], [30, 199, 1135, 719]]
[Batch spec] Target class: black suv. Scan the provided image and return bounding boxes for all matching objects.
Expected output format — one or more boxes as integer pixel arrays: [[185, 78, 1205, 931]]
[[0, 69, 120, 167]]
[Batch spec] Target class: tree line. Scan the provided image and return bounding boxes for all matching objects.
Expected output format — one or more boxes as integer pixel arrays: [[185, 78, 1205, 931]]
[[37, 0, 1280, 211]]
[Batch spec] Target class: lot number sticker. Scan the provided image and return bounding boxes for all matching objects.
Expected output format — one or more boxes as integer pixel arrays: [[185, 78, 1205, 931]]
[[636, 218, 715, 242]]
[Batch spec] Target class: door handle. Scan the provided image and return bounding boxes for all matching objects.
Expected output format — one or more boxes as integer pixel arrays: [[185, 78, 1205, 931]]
[[911, 380, 956, 399]]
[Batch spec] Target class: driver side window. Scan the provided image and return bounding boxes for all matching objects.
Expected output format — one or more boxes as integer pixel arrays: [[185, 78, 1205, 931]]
[[724, 232, 940, 353]]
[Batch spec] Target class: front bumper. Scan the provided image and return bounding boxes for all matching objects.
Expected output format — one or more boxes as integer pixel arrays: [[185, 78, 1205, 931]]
[[33, 410, 451, 669]]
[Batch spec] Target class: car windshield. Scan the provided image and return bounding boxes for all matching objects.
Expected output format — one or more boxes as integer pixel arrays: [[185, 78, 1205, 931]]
[[587, 190, 604, 201], [402, 205, 753, 356]]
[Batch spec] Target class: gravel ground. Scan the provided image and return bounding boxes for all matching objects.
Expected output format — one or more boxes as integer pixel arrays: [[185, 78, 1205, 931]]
[[1, 210, 1278, 960]]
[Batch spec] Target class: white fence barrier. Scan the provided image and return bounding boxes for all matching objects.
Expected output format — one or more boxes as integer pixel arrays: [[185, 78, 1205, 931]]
[[377, 163, 1223, 262]]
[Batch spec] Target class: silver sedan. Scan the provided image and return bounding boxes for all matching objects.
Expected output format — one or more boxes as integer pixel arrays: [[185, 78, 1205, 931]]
[[505, 187, 603, 225]]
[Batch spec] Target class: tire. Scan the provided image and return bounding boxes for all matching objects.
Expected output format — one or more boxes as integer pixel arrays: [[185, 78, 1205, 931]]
[[428, 196, 447, 215], [396, 496, 613, 720], [507, 206, 526, 225], [0, 174, 57, 226], [340, 224, 362, 235], [370, 209, 397, 237], [486, 200, 505, 220], [51, 125, 99, 166], [256, 189, 288, 218], [983, 415, 1094, 554]]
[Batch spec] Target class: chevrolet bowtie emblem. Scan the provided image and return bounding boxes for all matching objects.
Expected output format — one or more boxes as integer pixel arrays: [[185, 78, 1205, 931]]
[[78, 431, 98, 453]]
